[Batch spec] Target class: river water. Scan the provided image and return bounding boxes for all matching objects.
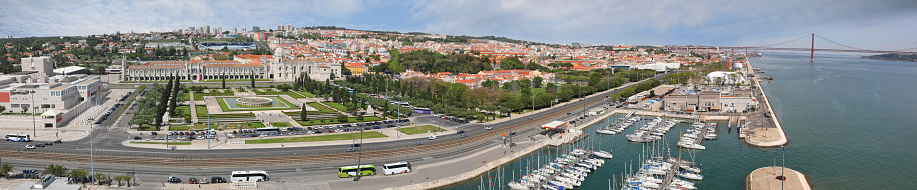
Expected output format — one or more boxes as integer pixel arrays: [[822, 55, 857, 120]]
[[438, 52, 917, 190]]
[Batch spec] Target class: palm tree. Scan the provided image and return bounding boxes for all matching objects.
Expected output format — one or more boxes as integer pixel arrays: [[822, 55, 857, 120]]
[[123, 174, 133, 187], [113, 175, 124, 187], [94, 172, 106, 186], [69, 169, 88, 185], [44, 164, 68, 177], [0, 163, 14, 179]]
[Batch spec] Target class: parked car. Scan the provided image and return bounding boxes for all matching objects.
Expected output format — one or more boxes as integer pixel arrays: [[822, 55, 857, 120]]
[[188, 177, 199, 184], [373, 126, 382, 129], [150, 132, 158, 135], [133, 136, 142, 140], [211, 176, 226, 183], [168, 176, 181, 183], [25, 145, 35, 149]]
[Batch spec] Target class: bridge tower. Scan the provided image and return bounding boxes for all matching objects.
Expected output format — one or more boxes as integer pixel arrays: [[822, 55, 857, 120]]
[[810, 33, 815, 62]]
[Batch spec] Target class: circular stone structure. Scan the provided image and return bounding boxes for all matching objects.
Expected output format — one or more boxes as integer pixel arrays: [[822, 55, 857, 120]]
[[236, 97, 273, 107]]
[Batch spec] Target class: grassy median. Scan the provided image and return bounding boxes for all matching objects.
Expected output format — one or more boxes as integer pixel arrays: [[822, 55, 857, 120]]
[[245, 131, 387, 144], [130, 141, 191, 145], [397, 125, 446, 135]]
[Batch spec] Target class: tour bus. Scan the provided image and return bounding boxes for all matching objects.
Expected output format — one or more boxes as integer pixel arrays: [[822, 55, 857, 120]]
[[338, 165, 376, 178], [5, 134, 31, 142], [255, 127, 281, 134], [382, 162, 412, 175], [230, 170, 269, 182]]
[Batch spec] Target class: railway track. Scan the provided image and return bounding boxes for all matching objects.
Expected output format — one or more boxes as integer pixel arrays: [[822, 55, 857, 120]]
[[4, 77, 659, 167]]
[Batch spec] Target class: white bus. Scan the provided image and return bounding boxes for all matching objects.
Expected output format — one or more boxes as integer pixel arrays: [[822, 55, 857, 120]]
[[5, 134, 30, 142], [230, 170, 269, 182], [382, 161, 412, 175]]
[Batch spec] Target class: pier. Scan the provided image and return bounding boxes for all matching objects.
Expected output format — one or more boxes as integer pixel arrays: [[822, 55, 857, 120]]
[[746, 166, 811, 190], [744, 60, 789, 147]]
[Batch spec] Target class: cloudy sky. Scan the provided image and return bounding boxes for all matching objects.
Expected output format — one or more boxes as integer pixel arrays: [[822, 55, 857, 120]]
[[2, 0, 916, 49]]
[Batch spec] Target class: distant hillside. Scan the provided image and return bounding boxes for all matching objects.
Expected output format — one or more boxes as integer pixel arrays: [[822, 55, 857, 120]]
[[862, 53, 917, 62]]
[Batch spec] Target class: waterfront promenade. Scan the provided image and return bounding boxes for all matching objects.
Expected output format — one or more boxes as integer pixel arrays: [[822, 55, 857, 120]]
[[744, 60, 789, 147], [746, 166, 811, 190]]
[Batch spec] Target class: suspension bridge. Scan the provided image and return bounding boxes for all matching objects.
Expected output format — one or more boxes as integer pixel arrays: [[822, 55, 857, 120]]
[[684, 33, 917, 61]]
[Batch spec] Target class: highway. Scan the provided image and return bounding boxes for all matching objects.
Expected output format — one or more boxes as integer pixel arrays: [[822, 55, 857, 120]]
[[0, 74, 667, 186]]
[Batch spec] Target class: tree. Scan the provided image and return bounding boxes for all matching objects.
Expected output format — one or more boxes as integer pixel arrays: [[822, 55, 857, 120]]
[[114, 175, 124, 187], [356, 115, 364, 121], [0, 163, 14, 179], [336, 114, 348, 122], [123, 174, 133, 187], [45, 164, 68, 177], [68, 169, 88, 185], [533, 76, 544, 88], [0, 105, 5, 115], [184, 115, 192, 123], [21, 106, 27, 114], [649, 89, 656, 98], [300, 104, 308, 122], [500, 57, 524, 70], [251, 70, 256, 88], [94, 173, 106, 186], [221, 72, 226, 88], [168, 78, 180, 116]]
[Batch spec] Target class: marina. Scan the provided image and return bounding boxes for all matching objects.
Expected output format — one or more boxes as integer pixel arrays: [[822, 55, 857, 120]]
[[443, 53, 917, 190]]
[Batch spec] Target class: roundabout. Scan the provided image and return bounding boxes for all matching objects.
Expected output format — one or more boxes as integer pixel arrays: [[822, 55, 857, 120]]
[[235, 97, 274, 107]]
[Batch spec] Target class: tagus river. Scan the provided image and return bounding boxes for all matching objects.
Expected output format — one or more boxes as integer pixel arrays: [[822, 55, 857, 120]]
[[438, 52, 917, 190]]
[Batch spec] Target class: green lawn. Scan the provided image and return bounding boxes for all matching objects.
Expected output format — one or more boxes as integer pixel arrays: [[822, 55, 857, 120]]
[[296, 90, 318, 98], [203, 79, 270, 82], [307, 102, 336, 113], [397, 125, 446, 135], [216, 96, 297, 111], [138, 124, 160, 131], [245, 131, 387, 144], [170, 122, 263, 130], [323, 102, 349, 112], [195, 105, 209, 117], [130, 141, 191, 145], [172, 105, 191, 117], [295, 116, 384, 126], [177, 92, 190, 102], [270, 122, 292, 127], [514, 87, 547, 96], [255, 90, 304, 98], [194, 90, 234, 101]]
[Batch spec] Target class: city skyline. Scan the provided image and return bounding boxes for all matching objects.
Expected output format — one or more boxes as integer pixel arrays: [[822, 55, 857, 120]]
[[1, 0, 916, 49]]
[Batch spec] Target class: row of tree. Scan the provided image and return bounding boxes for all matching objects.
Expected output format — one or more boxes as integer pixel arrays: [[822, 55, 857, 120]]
[[129, 75, 185, 128]]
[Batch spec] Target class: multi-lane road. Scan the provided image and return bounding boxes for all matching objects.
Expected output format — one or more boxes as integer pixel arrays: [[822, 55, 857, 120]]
[[0, 74, 667, 186]]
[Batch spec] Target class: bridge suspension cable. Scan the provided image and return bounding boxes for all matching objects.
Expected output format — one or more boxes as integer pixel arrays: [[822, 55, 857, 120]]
[[814, 34, 870, 51], [752, 34, 812, 48]]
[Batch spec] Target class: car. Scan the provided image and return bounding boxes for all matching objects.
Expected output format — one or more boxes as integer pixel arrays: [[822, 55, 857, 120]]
[[155, 137, 165, 140], [53, 140, 62, 143], [25, 145, 36, 149], [460, 134, 468, 138], [150, 132, 158, 136], [44, 142, 52, 146], [167, 136, 175, 140], [35, 144, 45, 148], [177, 136, 186, 140], [485, 127, 493, 130], [428, 135, 436, 140], [133, 136, 142, 140], [326, 130, 334, 133], [313, 131, 323, 134], [188, 177, 199, 184], [211, 177, 226, 183], [373, 126, 382, 129], [345, 148, 356, 152], [168, 176, 181, 183], [415, 142, 424, 146], [196, 136, 204, 140], [351, 144, 361, 147], [567, 112, 572, 115], [764, 113, 772, 118], [457, 130, 465, 134]]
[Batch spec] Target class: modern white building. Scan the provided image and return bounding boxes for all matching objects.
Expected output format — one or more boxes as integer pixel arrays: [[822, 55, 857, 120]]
[[706, 71, 745, 85]]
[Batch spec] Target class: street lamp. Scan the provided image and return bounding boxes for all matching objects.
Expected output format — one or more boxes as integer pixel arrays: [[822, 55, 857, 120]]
[[86, 117, 94, 178], [30, 90, 36, 138]]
